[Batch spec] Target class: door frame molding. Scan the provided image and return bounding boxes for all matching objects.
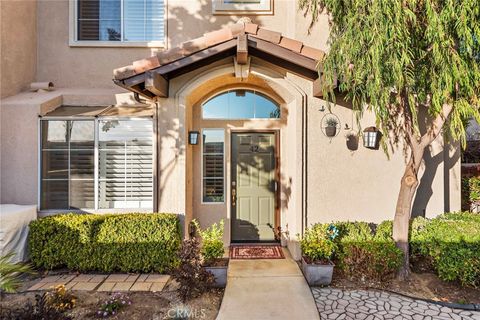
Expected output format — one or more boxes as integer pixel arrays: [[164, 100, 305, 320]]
[[230, 129, 281, 243]]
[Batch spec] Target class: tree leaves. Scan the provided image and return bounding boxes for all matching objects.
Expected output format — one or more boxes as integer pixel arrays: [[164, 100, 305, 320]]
[[300, 0, 480, 149]]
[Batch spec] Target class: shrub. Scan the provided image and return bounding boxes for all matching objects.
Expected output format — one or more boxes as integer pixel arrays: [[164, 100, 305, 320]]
[[461, 176, 480, 211], [29, 213, 181, 273], [411, 212, 480, 287], [192, 219, 225, 264], [340, 241, 403, 281], [300, 224, 337, 263], [172, 238, 213, 301]]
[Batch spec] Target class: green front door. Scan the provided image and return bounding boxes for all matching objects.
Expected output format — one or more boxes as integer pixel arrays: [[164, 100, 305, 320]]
[[231, 132, 277, 242]]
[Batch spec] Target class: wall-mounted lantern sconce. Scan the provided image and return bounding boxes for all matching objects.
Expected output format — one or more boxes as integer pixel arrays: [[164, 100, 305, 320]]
[[188, 131, 200, 145], [363, 126, 382, 149]]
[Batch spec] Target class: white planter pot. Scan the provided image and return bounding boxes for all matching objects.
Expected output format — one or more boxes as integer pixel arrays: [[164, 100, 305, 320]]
[[301, 257, 334, 286]]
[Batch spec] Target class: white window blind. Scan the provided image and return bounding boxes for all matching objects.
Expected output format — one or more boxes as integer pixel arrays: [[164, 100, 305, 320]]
[[77, 0, 165, 42], [40, 119, 153, 210], [202, 129, 225, 203]]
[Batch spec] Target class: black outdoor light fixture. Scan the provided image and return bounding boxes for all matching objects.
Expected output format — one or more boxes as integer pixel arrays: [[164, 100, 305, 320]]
[[363, 126, 382, 149], [188, 131, 200, 145]]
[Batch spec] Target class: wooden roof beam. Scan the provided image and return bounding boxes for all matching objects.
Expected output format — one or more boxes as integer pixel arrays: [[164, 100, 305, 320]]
[[145, 71, 169, 97], [237, 34, 248, 65]]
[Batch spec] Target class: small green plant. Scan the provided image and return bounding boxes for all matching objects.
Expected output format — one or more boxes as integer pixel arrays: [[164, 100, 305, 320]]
[[192, 220, 225, 264], [0, 252, 34, 293], [44, 285, 77, 312], [326, 117, 338, 127], [299, 224, 337, 263], [97, 292, 132, 317]]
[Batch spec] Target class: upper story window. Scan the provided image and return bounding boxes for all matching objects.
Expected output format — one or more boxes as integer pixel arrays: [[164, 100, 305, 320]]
[[202, 90, 280, 120], [212, 0, 273, 15], [72, 0, 165, 46]]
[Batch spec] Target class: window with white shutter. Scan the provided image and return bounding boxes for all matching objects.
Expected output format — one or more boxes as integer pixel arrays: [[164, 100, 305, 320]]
[[74, 0, 165, 45], [202, 129, 225, 203], [40, 118, 153, 210]]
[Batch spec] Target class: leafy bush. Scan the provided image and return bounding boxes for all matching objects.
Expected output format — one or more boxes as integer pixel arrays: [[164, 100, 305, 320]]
[[462, 176, 480, 211], [340, 241, 403, 281], [192, 219, 225, 264], [410, 212, 480, 287], [172, 238, 213, 301], [306, 221, 402, 279], [300, 224, 337, 263], [29, 213, 181, 273], [43, 285, 76, 312]]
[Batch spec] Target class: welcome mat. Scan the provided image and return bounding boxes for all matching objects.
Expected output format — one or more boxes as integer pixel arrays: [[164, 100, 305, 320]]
[[230, 245, 285, 259]]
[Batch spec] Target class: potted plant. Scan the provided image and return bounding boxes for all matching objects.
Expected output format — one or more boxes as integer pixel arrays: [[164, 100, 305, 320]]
[[325, 118, 338, 137], [192, 219, 228, 288], [299, 224, 338, 286]]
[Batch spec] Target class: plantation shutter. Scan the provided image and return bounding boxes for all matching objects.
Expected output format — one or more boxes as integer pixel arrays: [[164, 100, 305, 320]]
[[202, 129, 225, 202], [98, 120, 153, 209]]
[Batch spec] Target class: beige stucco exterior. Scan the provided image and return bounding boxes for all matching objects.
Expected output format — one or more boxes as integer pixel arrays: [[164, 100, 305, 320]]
[[1, 0, 461, 257], [0, 0, 37, 98]]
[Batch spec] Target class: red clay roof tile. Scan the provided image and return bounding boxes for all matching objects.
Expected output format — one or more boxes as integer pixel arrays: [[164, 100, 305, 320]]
[[204, 28, 234, 47], [157, 47, 185, 65], [255, 28, 281, 44], [113, 22, 326, 81], [279, 37, 303, 53], [133, 56, 160, 74], [300, 45, 325, 61]]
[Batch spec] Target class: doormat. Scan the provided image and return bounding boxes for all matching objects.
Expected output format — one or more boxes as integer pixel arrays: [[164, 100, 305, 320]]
[[229, 245, 285, 259]]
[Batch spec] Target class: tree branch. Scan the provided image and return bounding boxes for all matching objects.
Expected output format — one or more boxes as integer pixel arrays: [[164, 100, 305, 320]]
[[420, 103, 454, 148]]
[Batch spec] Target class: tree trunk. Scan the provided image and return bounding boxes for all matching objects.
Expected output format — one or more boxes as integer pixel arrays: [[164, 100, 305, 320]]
[[392, 147, 423, 280]]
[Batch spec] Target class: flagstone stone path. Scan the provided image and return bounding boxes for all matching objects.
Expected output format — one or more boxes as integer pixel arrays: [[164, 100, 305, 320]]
[[26, 273, 170, 292], [312, 288, 480, 320]]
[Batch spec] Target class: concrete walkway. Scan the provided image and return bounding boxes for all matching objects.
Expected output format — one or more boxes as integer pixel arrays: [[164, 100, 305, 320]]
[[216, 248, 320, 320]]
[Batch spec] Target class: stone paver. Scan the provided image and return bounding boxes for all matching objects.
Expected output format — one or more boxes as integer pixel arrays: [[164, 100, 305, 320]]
[[26, 273, 171, 293], [312, 288, 480, 320]]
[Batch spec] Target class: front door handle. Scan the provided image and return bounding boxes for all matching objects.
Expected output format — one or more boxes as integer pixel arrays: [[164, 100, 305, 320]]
[[231, 181, 236, 207]]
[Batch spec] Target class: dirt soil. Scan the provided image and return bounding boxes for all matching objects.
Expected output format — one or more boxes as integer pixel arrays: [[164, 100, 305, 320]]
[[0, 279, 224, 320], [331, 268, 480, 305]]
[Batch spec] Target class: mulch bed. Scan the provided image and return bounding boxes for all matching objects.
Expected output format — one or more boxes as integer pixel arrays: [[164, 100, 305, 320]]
[[0, 278, 224, 320], [330, 267, 480, 305]]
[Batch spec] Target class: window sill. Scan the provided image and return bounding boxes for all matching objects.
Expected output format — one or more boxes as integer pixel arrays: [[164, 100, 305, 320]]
[[69, 40, 166, 48]]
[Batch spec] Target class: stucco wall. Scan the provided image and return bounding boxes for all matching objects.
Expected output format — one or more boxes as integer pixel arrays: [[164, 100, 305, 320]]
[[0, 0, 37, 98], [35, 0, 325, 89]]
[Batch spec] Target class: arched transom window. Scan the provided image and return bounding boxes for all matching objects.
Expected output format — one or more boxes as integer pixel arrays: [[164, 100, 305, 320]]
[[202, 89, 280, 119]]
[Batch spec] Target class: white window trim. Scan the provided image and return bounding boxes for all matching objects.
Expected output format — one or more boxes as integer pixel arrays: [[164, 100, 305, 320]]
[[38, 117, 155, 212], [212, 0, 273, 15], [201, 128, 226, 205], [69, 0, 167, 48]]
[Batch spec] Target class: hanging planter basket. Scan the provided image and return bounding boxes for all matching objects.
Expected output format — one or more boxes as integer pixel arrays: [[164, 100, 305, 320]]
[[321, 113, 341, 138]]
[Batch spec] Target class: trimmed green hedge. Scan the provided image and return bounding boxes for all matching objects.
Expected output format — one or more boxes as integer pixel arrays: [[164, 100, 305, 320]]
[[462, 176, 480, 210], [308, 221, 403, 281], [411, 212, 480, 287], [29, 213, 181, 273], [309, 212, 480, 287]]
